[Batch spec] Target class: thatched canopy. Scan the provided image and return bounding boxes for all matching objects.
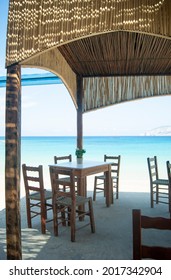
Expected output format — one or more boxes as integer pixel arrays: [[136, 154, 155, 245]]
[[5, 0, 171, 260], [6, 0, 171, 112]]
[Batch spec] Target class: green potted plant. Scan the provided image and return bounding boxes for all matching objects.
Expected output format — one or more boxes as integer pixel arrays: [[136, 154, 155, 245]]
[[75, 148, 86, 163]]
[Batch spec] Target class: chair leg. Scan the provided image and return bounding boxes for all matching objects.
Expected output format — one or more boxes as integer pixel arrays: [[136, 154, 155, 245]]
[[116, 180, 119, 199], [61, 207, 66, 226], [26, 199, 32, 228], [41, 219, 46, 234], [104, 178, 106, 197], [84, 177, 87, 197], [169, 186, 171, 218], [156, 184, 159, 204], [88, 199, 95, 233], [70, 207, 76, 242], [132, 209, 141, 260], [41, 203, 46, 234], [150, 183, 154, 208], [53, 202, 58, 236], [68, 207, 71, 226], [93, 177, 97, 201], [45, 202, 48, 219], [110, 178, 114, 204], [115, 188, 118, 199], [111, 188, 114, 204]]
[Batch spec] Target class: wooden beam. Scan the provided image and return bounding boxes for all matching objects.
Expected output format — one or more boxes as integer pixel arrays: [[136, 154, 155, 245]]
[[5, 64, 22, 260], [77, 76, 83, 149]]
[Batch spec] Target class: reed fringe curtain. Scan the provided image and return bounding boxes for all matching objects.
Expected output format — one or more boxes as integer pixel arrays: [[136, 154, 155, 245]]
[[83, 76, 171, 112], [6, 0, 171, 67]]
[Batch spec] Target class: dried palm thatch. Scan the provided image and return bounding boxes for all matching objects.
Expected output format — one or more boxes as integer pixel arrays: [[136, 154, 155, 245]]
[[6, 0, 171, 112], [6, 0, 171, 66]]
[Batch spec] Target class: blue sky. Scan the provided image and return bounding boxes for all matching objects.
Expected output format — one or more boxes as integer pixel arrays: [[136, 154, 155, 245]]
[[0, 0, 170, 136]]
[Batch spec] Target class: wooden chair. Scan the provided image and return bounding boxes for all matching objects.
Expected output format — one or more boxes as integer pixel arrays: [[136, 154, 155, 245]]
[[132, 209, 171, 260], [166, 161, 171, 218], [93, 155, 121, 202], [147, 156, 169, 208], [22, 164, 53, 234], [49, 166, 95, 242], [54, 154, 77, 191]]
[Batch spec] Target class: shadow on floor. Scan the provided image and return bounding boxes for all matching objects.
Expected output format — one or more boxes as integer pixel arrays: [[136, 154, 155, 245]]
[[1, 191, 170, 260]]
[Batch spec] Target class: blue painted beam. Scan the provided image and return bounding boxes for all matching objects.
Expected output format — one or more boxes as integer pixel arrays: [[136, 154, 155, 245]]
[[0, 73, 62, 88]]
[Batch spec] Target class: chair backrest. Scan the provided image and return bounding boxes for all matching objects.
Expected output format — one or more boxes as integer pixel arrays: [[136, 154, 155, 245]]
[[132, 209, 171, 260], [104, 155, 121, 177], [147, 156, 159, 182], [54, 155, 72, 164], [49, 166, 76, 200], [166, 160, 171, 184], [22, 164, 45, 197], [166, 161, 171, 216]]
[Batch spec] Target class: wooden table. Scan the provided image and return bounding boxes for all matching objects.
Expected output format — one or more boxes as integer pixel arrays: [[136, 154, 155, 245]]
[[49, 160, 112, 207]]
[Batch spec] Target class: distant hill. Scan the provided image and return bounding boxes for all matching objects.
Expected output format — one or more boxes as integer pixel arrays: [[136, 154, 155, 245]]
[[143, 126, 171, 136]]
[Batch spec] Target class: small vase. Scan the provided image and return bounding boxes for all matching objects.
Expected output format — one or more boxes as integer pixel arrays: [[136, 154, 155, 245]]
[[77, 158, 83, 164]]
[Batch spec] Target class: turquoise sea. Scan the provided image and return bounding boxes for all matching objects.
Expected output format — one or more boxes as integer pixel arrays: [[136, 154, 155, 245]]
[[0, 136, 171, 209]]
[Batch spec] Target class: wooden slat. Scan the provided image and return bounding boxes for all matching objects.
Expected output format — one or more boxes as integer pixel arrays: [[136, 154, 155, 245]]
[[142, 245, 171, 260], [141, 216, 171, 230]]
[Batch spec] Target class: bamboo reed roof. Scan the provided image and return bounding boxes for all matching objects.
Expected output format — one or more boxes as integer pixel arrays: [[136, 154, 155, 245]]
[[6, 0, 171, 112]]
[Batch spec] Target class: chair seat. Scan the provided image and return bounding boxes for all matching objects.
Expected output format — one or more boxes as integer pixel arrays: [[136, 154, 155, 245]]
[[95, 175, 118, 180], [28, 189, 52, 200], [56, 195, 91, 207], [60, 176, 77, 182], [95, 175, 105, 180], [59, 176, 71, 182], [153, 179, 169, 185]]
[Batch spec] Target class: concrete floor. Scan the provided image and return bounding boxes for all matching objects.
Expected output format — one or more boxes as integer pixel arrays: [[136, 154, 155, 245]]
[[0, 191, 171, 260]]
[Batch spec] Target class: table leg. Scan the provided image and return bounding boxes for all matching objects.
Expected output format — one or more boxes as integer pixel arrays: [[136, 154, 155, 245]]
[[77, 176, 86, 220], [77, 176, 86, 197]]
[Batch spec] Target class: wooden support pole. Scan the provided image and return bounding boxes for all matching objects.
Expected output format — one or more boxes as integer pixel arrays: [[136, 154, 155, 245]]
[[77, 76, 83, 150], [5, 64, 22, 260]]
